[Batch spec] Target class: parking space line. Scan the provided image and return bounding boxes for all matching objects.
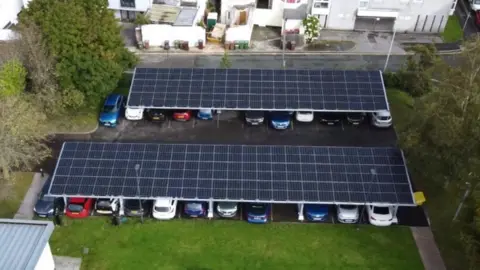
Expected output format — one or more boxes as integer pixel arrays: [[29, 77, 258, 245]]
[[341, 121, 345, 131], [167, 119, 172, 129], [192, 119, 196, 128], [270, 204, 274, 222]]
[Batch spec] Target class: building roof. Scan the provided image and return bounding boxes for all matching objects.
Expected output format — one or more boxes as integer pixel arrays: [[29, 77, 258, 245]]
[[147, 4, 181, 24], [0, 219, 54, 270]]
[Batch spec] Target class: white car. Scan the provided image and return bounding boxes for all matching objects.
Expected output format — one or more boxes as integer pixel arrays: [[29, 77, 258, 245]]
[[152, 198, 177, 220], [94, 198, 119, 215], [367, 205, 398, 226], [370, 110, 392, 128], [295, 111, 314, 122], [125, 107, 144, 120], [336, 205, 359, 223]]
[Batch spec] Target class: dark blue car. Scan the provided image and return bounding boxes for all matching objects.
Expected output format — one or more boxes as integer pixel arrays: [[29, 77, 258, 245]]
[[304, 204, 329, 222], [34, 178, 64, 217], [269, 112, 291, 130], [99, 94, 124, 127], [184, 201, 207, 217], [246, 203, 270, 224]]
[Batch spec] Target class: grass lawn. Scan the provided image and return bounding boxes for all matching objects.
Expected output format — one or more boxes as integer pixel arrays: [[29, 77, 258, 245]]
[[0, 172, 34, 218], [442, 16, 463, 43], [50, 218, 423, 270]]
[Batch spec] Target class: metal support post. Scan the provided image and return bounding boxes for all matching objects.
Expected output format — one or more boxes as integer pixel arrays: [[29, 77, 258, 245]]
[[383, 28, 396, 72], [298, 203, 304, 221], [134, 164, 144, 224], [208, 200, 214, 219]]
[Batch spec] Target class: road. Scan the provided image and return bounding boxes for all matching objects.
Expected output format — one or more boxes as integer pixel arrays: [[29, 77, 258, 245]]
[[456, 0, 479, 38], [138, 54, 459, 71]]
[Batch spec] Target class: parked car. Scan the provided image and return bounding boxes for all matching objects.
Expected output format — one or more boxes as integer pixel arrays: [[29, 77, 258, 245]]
[[246, 203, 270, 224], [244, 111, 265, 126], [367, 204, 398, 226], [184, 201, 207, 217], [94, 198, 119, 215], [318, 112, 342, 125], [99, 94, 124, 127], [346, 112, 365, 125], [216, 202, 238, 218], [172, 110, 192, 121], [336, 205, 359, 223], [269, 112, 291, 130], [303, 204, 329, 222], [125, 107, 144, 121], [65, 198, 94, 218], [197, 109, 214, 120], [152, 198, 177, 220], [295, 111, 314, 122], [146, 109, 166, 122], [370, 110, 392, 128], [124, 199, 150, 217], [34, 179, 64, 218]]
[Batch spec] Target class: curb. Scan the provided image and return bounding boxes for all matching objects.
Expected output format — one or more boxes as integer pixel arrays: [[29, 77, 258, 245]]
[[51, 122, 99, 136], [135, 50, 411, 56]]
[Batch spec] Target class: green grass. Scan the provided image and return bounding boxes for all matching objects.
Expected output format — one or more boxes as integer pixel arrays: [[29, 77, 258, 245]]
[[387, 88, 414, 132], [442, 16, 463, 42], [50, 219, 423, 270], [0, 172, 34, 218]]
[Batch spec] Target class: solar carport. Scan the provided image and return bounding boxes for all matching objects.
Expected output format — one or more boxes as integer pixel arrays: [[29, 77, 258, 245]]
[[126, 68, 390, 112], [48, 142, 415, 220]]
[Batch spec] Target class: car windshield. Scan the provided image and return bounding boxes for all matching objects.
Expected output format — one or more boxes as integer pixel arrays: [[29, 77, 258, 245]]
[[245, 111, 264, 118], [373, 206, 390, 215], [103, 105, 116, 113], [340, 205, 357, 210], [271, 112, 290, 118], [155, 206, 171, 212], [125, 200, 143, 209], [218, 202, 237, 210], [41, 194, 55, 202], [320, 113, 342, 120], [187, 203, 203, 210], [475, 0, 480, 4], [249, 204, 266, 215], [149, 110, 164, 116], [68, 204, 84, 212], [96, 200, 111, 208], [347, 113, 363, 119], [298, 111, 313, 114], [379, 116, 391, 120]]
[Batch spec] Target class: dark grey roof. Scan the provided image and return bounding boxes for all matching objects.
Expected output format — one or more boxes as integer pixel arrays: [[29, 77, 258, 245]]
[[173, 7, 198, 26], [0, 219, 54, 270]]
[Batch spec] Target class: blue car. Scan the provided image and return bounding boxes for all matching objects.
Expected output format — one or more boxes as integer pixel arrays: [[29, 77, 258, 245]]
[[197, 109, 213, 120], [270, 112, 291, 130], [304, 204, 330, 222], [99, 94, 124, 127], [246, 203, 270, 224], [184, 201, 207, 217]]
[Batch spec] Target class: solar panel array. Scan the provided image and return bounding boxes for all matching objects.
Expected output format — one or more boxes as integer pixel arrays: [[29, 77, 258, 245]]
[[127, 68, 389, 112], [48, 142, 414, 205]]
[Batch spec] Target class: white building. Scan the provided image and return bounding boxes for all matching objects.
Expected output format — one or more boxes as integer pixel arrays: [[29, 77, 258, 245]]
[[0, 219, 55, 270], [220, 0, 458, 33]]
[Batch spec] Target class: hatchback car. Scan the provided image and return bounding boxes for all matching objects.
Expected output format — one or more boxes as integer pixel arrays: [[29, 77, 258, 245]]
[[367, 204, 398, 226], [124, 199, 150, 217], [65, 198, 94, 218], [269, 112, 291, 130], [319, 112, 342, 125], [346, 112, 365, 125], [370, 110, 392, 128], [197, 109, 214, 120], [303, 204, 329, 222], [172, 110, 192, 121], [125, 107, 144, 121], [184, 201, 207, 217], [34, 179, 64, 217], [146, 109, 166, 122], [245, 111, 265, 126], [99, 94, 124, 127], [152, 198, 177, 220], [246, 203, 270, 224], [336, 204, 359, 223], [295, 111, 314, 122], [216, 202, 238, 218], [94, 198, 119, 215]]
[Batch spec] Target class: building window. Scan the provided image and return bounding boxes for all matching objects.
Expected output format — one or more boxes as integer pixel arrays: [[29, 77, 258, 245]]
[[257, 0, 272, 9], [313, 0, 329, 8], [120, 0, 136, 8], [359, 0, 369, 9]]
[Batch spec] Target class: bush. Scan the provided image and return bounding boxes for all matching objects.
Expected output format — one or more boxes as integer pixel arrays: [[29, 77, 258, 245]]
[[382, 72, 402, 89]]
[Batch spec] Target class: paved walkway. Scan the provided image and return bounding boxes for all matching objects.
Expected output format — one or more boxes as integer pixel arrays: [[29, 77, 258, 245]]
[[13, 173, 48, 220], [411, 227, 447, 270]]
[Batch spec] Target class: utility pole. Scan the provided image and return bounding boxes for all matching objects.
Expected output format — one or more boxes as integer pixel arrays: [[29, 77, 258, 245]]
[[383, 26, 397, 72]]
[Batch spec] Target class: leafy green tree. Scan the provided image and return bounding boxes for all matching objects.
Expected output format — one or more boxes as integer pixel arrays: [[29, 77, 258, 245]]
[[219, 51, 231, 69], [134, 14, 151, 25], [19, 0, 137, 109], [0, 58, 27, 97]]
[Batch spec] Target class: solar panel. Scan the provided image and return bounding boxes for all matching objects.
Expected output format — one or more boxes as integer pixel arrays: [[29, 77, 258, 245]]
[[127, 68, 389, 112], [49, 142, 414, 205]]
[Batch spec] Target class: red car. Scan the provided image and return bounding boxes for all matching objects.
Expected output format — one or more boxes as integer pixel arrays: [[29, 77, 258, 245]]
[[172, 110, 192, 121], [65, 197, 95, 218]]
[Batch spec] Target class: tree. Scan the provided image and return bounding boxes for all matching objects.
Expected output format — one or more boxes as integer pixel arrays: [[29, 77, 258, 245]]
[[219, 50, 231, 68], [134, 14, 151, 25], [0, 59, 50, 180], [19, 0, 137, 109]]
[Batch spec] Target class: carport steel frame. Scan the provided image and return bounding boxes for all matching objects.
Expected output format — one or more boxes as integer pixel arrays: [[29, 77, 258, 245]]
[[125, 68, 391, 113]]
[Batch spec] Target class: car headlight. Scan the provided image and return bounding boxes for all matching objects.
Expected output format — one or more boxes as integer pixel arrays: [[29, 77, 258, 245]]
[[48, 209, 54, 213]]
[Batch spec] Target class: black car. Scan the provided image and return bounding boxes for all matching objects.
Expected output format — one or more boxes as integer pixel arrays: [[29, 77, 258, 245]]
[[346, 112, 365, 125], [123, 199, 150, 217], [146, 109, 166, 122], [34, 178, 65, 217], [245, 111, 265, 126], [319, 112, 343, 125]]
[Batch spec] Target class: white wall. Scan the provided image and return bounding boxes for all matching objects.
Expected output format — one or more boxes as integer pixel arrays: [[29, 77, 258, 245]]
[[141, 24, 206, 47], [108, 0, 152, 12], [34, 243, 55, 270], [0, 0, 25, 28]]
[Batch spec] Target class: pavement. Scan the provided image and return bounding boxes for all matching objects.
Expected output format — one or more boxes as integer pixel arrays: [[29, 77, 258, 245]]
[[53, 256, 82, 270], [456, 0, 479, 38], [13, 173, 48, 220], [411, 227, 447, 270]]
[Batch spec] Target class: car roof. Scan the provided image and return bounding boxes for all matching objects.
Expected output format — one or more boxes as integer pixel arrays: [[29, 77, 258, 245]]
[[69, 197, 87, 203], [376, 110, 391, 116], [105, 94, 121, 105], [154, 198, 172, 206]]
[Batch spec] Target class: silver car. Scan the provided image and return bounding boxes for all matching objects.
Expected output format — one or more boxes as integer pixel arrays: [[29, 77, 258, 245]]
[[216, 202, 238, 218]]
